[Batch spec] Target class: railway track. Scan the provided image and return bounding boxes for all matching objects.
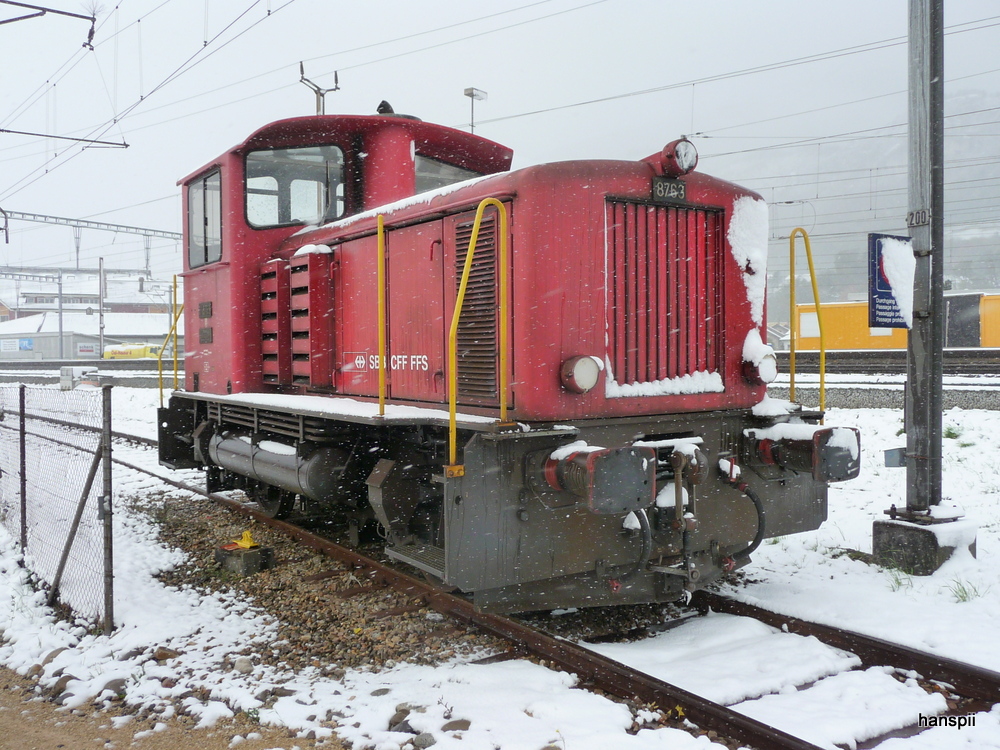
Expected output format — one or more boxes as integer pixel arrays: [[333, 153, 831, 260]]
[[777, 348, 1000, 376], [19, 414, 1000, 750]]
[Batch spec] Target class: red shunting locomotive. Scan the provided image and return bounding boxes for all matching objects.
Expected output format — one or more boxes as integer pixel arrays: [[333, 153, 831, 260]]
[[159, 105, 860, 612]]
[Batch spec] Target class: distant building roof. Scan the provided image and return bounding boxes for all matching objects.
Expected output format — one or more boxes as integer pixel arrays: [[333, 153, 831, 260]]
[[0, 273, 178, 309], [0, 311, 182, 338]]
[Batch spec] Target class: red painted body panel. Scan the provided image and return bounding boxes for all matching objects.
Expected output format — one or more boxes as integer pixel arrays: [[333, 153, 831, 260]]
[[178, 114, 765, 421], [335, 234, 379, 396], [279, 162, 765, 421], [387, 221, 447, 401]]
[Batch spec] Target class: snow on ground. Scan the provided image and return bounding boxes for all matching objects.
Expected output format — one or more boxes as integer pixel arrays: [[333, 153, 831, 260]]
[[730, 406, 1000, 670], [587, 612, 863, 705], [1, 387, 999, 749]]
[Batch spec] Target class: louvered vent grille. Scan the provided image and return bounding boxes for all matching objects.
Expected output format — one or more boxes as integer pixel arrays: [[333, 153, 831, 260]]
[[454, 214, 498, 401], [207, 402, 341, 441], [288, 253, 333, 388], [260, 259, 290, 385], [606, 201, 723, 386]]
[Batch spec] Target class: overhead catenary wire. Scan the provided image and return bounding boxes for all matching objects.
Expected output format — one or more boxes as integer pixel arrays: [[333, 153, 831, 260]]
[[14, 6, 1000, 161], [5, 0, 614, 140], [470, 16, 1000, 130], [4, 4, 1000, 278], [0, 0, 297, 203], [1, 0, 175, 130], [1, 0, 585, 138], [7, 6, 1000, 168], [0, 0, 613, 204]]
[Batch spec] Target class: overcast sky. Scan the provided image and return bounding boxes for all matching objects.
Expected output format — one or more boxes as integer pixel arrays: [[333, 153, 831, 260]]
[[2, 0, 999, 298]]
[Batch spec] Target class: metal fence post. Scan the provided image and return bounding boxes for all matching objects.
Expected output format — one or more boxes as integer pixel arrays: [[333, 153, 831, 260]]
[[18, 384, 26, 556], [101, 385, 114, 634]]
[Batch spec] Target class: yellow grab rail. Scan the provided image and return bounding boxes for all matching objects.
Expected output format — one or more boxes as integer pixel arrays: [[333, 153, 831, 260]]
[[788, 227, 826, 412], [447, 198, 510, 476], [157, 303, 185, 407], [172, 274, 179, 389], [377, 215, 387, 416]]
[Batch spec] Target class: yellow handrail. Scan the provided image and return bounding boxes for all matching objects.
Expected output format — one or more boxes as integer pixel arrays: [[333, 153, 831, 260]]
[[377, 215, 387, 416], [172, 274, 179, 390], [446, 198, 510, 476], [157, 303, 185, 408], [789, 227, 826, 412]]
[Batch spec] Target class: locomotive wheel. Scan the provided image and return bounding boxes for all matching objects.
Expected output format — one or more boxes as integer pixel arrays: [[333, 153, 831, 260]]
[[253, 483, 295, 519]]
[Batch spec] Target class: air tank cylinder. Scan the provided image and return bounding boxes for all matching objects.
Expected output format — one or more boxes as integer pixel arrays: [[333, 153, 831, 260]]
[[207, 432, 347, 501]]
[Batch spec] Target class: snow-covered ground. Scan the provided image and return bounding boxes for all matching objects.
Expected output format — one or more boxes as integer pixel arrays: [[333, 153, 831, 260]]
[[2, 387, 999, 749]]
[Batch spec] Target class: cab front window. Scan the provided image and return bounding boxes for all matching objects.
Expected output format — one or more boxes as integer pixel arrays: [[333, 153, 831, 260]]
[[246, 145, 345, 228]]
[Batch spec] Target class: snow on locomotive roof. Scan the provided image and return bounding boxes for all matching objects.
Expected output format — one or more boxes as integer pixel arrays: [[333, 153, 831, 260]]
[[293, 171, 505, 238]]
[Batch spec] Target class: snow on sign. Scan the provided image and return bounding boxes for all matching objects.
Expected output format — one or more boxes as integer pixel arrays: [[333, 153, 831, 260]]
[[868, 233, 914, 329]]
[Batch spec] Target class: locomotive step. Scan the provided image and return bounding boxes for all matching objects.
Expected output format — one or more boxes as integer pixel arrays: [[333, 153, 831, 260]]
[[386, 543, 445, 577]]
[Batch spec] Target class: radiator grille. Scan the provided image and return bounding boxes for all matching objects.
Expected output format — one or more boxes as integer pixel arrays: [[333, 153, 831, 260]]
[[454, 214, 498, 401], [606, 201, 723, 386], [207, 402, 342, 442]]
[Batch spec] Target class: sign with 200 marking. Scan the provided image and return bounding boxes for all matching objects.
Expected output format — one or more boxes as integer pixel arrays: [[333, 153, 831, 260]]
[[906, 209, 931, 228], [651, 177, 686, 203]]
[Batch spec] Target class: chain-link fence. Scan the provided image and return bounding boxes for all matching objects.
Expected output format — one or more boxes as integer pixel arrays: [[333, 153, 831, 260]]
[[0, 384, 114, 633]]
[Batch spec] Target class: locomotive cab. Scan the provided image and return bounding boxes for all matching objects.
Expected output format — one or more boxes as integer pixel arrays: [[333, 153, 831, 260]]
[[162, 110, 860, 614], [177, 113, 512, 395]]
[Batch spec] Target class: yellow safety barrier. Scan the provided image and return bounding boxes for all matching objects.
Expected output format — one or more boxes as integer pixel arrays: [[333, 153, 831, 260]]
[[157, 305, 184, 407], [377, 215, 387, 416], [789, 228, 826, 412], [447, 198, 511, 476]]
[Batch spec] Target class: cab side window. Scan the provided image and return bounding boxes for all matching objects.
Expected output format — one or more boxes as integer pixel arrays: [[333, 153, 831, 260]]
[[188, 170, 222, 268]]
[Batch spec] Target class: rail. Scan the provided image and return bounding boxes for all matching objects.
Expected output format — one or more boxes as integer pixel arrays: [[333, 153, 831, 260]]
[[446, 198, 511, 476], [692, 591, 1000, 703], [789, 228, 826, 411], [157, 277, 184, 408]]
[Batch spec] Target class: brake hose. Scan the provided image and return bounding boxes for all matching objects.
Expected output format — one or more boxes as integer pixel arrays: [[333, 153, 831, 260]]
[[608, 508, 652, 592], [726, 477, 766, 562]]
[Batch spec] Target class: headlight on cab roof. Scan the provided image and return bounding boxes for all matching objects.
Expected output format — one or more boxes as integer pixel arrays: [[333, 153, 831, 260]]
[[660, 138, 698, 177]]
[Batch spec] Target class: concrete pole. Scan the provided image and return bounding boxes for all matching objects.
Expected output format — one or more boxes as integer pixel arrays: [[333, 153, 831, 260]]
[[905, 0, 945, 512], [57, 270, 64, 359], [73, 226, 82, 270], [99, 257, 105, 357]]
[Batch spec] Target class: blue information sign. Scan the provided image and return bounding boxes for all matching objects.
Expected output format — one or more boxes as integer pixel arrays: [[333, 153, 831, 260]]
[[868, 233, 911, 329]]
